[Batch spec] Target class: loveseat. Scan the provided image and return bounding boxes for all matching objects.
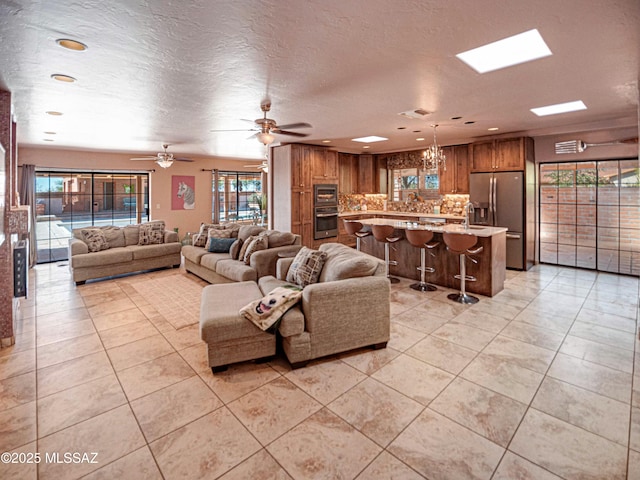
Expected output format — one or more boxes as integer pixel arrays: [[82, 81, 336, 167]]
[[258, 242, 390, 368], [69, 221, 181, 285], [182, 224, 302, 284]]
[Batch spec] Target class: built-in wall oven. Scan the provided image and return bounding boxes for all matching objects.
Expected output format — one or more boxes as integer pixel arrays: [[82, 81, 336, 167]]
[[314, 205, 339, 239], [313, 184, 339, 240]]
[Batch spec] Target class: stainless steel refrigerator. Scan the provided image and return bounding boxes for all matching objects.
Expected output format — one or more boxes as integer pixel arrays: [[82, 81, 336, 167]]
[[469, 171, 524, 269]]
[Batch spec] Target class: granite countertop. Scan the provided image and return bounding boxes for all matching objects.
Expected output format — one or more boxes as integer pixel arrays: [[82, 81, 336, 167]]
[[356, 217, 507, 237], [339, 210, 464, 220]]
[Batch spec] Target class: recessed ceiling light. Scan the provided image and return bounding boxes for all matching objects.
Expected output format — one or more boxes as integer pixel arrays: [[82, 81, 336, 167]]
[[451, 116, 463, 120], [51, 74, 77, 83], [456, 29, 552, 74], [416, 138, 425, 141], [464, 121, 475, 125], [397, 127, 407, 130], [56, 38, 88, 51], [43, 139, 54, 142], [321, 140, 331, 143], [44, 131, 57, 135], [46, 111, 63, 116], [530, 100, 587, 116], [412, 130, 421, 133], [488, 127, 499, 131], [362, 145, 371, 149], [352, 135, 388, 143]]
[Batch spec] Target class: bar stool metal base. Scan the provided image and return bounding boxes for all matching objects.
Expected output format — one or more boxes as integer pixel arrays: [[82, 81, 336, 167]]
[[410, 282, 437, 292], [388, 276, 401, 284], [447, 292, 479, 304]]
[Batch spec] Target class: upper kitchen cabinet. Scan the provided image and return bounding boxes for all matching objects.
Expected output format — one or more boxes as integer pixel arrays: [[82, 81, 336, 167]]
[[338, 153, 358, 193], [439, 145, 469, 194], [358, 154, 376, 193], [311, 148, 338, 181], [470, 137, 533, 172], [377, 156, 388, 194]]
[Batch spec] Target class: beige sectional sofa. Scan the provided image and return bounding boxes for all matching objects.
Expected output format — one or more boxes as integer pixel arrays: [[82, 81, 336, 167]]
[[182, 224, 302, 284], [257, 242, 390, 368], [69, 221, 181, 285]]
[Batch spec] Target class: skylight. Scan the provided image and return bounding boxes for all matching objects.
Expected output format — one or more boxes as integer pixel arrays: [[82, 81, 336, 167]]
[[456, 29, 552, 74], [530, 100, 587, 116], [352, 136, 388, 143]]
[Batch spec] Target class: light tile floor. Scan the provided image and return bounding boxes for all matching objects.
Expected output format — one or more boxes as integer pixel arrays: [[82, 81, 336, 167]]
[[0, 262, 639, 479]]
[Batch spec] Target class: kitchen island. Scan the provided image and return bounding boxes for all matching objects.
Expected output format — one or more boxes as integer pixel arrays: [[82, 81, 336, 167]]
[[353, 218, 507, 297]]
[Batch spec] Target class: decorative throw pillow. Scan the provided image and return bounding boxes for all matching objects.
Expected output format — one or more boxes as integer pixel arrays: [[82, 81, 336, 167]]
[[238, 235, 255, 261], [193, 223, 224, 247], [207, 237, 237, 253], [229, 238, 243, 260], [138, 221, 165, 245], [204, 228, 233, 250], [240, 285, 303, 333], [243, 234, 268, 264], [286, 247, 327, 288], [81, 228, 110, 253], [265, 230, 296, 248]]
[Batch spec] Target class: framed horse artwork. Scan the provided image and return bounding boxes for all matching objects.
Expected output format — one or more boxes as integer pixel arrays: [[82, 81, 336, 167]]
[[171, 175, 196, 210]]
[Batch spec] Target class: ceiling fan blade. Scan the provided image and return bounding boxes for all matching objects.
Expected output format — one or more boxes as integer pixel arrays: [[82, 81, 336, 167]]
[[246, 132, 258, 140], [210, 128, 257, 133], [130, 157, 156, 161], [275, 122, 312, 130], [174, 158, 194, 162], [272, 129, 309, 137]]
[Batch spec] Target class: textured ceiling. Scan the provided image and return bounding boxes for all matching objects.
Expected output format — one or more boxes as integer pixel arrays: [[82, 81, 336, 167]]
[[0, 0, 638, 161]]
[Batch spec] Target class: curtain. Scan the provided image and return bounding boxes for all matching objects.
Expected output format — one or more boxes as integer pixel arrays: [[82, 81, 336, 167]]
[[19, 164, 37, 267]]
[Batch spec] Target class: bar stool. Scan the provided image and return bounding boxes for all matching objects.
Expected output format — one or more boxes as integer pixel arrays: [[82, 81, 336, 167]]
[[371, 224, 402, 284], [343, 220, 371, 251], [405, 229, 439, 292], [443, 232, 484, 304]]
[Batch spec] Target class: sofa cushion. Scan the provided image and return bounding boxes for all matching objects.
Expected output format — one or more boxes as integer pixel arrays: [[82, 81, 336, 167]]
[[238, 235, 255, 260], [139, 221, 165, 245], [81, 228, 110, 253], [243, 234, 268, 264], [200, 252, 233, 271], [265, 230, 296, 248], [240, 285, 302, 333], [258, 276, 305, 337], [72, 247, 133, 268], [123, 225, 141, 246], [215, 259, 258, 282], [229, 238, 243, 260], [181, 245, 210, 265], [101, 226, 126, 249], [318, 242, 379, 282], [207, 237, 236, 253], [128, 243, 182, 260], [286, 247, 327, 288], [237, 225, 265, 242]]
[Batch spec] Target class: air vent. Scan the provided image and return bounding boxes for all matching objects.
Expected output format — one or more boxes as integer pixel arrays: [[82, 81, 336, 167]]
[[398, 109, 432, 119]]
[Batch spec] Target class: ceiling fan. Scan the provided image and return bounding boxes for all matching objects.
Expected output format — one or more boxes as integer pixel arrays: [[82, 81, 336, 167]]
[[212, 100, 312, 145], [130, 144, 194, 169], [244, 160, 269, 172]]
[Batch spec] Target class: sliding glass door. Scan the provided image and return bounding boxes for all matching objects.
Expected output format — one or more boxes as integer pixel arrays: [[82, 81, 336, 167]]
[[35, 171, 149, 263], [539, 159, 640, 275], [212, 171, 266, 225]]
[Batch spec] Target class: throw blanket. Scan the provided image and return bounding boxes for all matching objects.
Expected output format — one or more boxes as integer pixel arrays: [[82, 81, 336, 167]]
[[240, 285, 302, 333]]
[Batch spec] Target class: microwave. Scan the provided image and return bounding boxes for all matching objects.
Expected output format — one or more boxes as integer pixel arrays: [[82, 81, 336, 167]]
[[314, 184, 338, 205]]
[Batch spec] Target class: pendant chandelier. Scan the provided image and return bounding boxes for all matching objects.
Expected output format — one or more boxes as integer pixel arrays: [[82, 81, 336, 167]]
[[422, 124, 446, 171]]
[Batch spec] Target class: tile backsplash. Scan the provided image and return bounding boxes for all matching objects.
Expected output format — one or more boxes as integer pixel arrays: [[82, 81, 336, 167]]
[[339, 194, 469, 215]]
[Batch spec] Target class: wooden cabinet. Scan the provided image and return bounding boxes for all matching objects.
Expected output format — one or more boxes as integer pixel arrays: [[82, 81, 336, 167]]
[[338, 153, 358, 194], [312, 148, 338, 181], [357, 154, 375, 193], [377, 157, 388, 194], [439, 145, 469, 194], [272, 143, 339, 248], [470, 137, 532, 172]]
